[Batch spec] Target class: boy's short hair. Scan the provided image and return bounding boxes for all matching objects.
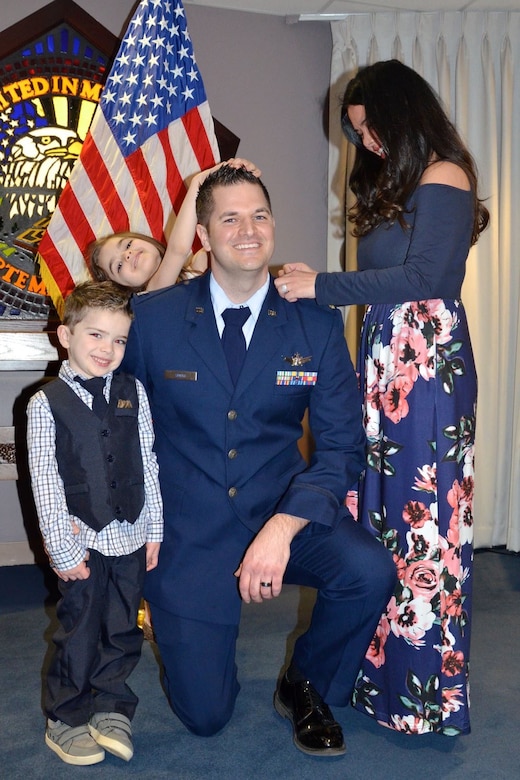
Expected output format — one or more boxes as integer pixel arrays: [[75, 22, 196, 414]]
[[195, 164, 272, 227], [62, 281, 133, 329]]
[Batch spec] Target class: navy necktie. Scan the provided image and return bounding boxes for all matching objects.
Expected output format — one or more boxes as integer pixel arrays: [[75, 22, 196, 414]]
[[221, 307, 251, 385], [75, 376, 108, 419]]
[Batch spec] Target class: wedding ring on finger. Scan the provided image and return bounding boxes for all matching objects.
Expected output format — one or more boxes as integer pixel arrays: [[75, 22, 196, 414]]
[[281, 284, 288, 294], [260, 582, 272, 588]]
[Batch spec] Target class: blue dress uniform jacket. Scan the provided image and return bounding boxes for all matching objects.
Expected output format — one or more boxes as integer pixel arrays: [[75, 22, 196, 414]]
[[122, 274, 365, 625]]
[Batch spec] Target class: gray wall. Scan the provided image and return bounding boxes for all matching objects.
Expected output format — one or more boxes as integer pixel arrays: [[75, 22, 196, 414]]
[[0, 1, 332, 564]]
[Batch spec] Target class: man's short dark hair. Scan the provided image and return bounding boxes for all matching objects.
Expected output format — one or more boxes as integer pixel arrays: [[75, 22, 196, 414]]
[[196, 164, 272, 227]]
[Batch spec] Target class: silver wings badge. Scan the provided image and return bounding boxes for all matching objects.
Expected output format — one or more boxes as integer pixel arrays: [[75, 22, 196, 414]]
[[283, 352, 312, 367]]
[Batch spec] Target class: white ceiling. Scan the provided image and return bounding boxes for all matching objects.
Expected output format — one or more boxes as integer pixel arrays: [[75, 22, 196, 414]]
[[185, 1, 520, 18]]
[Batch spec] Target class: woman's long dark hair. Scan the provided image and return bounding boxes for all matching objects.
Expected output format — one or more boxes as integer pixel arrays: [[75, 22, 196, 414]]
[[341, 60, 489, 243]]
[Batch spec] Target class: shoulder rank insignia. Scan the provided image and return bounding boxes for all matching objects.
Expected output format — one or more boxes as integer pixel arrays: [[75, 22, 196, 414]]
[[284, 352, 312, 367]]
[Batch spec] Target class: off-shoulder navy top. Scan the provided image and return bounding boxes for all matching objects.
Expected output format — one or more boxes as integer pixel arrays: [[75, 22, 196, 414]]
[[315, 184, 474, 306]]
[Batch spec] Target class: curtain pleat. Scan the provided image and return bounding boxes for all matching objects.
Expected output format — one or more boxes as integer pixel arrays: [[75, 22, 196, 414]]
[[328, 12, 520, 550]]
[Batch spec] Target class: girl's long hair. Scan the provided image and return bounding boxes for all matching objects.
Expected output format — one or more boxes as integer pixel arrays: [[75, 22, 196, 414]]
[[87, 232, 166, 292]]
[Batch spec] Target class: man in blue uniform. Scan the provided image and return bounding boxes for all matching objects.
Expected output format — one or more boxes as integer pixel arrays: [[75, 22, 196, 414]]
[[122, 165, 396, 757]]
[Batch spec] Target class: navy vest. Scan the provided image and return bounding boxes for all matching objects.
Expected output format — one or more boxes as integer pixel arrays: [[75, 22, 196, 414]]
[[43, 373, 145, 532]]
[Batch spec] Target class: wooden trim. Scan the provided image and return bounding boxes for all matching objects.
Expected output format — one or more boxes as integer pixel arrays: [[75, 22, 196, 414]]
[[0, 331, 61, 370], [0, 0, 120, 61], [0, 426, 17, 480], [213, 118, 240, 159]]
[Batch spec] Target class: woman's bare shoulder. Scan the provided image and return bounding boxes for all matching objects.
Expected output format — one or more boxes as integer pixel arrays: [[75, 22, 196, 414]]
[[420, 160, 470, 190]]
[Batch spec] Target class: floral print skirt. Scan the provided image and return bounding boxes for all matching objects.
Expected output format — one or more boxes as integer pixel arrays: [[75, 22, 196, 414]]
[[351, 299, 476, 735]]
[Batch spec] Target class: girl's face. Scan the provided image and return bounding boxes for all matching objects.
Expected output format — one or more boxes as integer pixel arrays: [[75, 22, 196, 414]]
[[95, 235, 162, 289], [347, 104, 386, 159]]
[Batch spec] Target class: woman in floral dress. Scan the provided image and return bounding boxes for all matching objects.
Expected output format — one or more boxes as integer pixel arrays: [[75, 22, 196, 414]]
[[275, 60, 489, 735]]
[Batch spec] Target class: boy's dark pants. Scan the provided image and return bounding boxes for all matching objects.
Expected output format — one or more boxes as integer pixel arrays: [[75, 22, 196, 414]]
[[45, 546, 146, 727]]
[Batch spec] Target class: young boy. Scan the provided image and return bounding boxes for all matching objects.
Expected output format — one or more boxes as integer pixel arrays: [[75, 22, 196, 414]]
[[26, 281, 163, 766]]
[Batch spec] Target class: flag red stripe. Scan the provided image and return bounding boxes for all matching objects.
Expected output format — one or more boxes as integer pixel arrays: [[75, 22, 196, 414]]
[[157, 129, 204, 252], [50, 185, 96, 260], [158, 128, 186, 216], [125, 147, 165, 241], [182, 108, 218, 171], [38, 230, 76, 298], [80, 135, 130, 233]]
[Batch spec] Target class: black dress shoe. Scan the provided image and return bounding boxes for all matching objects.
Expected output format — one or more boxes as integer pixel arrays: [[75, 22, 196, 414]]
[[274, 673, 346, 756]]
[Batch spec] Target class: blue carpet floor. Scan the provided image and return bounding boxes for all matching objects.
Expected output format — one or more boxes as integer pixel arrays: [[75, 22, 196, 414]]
[[0, 550, 519, 778]]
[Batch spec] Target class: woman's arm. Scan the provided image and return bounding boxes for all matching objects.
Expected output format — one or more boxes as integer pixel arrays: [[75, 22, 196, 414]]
[[316, 183, 472, 306], [278, 193, 473, 308], [276, 163, 473, 306]]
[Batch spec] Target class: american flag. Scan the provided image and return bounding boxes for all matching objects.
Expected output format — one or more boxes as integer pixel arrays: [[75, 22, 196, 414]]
[[37, 0, 220, 316]]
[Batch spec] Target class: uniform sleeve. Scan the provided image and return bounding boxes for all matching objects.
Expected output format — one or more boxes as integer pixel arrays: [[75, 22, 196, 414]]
[[26, 391, 87, 571], [135, 379, 164, 543], [275, 309, 366, 527], [120, 296, 149, 386], [316, 184, 473, 306]]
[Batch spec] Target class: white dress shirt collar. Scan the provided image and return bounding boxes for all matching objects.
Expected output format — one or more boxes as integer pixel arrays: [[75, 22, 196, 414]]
[[209, 273, 270, 345]]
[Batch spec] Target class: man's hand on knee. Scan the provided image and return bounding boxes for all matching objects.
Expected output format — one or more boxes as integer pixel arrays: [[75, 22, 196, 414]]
[[234, 513, 308, 603]]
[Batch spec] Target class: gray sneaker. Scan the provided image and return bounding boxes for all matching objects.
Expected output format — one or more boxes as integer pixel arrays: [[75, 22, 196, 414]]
[[45, 719, 105, 765], [89, 711, 134, 761]]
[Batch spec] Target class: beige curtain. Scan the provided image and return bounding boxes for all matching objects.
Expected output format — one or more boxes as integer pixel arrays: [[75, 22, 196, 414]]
[[327, 12, 520, 550]]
